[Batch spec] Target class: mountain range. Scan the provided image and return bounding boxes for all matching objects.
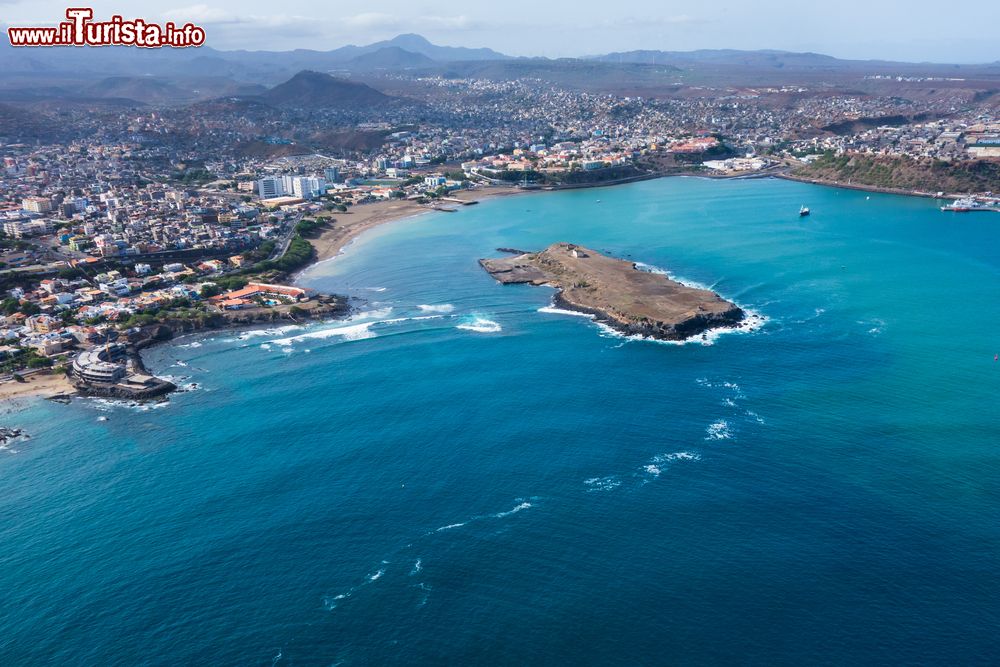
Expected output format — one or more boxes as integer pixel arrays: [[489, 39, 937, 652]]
[[1, 33, 998, 106]]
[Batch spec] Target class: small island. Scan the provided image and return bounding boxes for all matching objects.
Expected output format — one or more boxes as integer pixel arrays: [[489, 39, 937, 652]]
[[480, 243, 745, 341]]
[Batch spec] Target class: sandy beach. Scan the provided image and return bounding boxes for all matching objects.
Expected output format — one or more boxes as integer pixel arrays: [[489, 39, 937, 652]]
[[0, 371, 76, 402], [307, 185, 526, 265]]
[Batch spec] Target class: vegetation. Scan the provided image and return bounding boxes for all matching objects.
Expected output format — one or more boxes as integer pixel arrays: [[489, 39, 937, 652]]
[[794, 153, 1000, 193], [253, 235, 315, 274], [294, 218, 329, 238]]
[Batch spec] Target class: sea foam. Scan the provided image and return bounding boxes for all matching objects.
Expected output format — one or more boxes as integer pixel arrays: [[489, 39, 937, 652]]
[[418, 304, 455, 314], [456, 317, 501, 333]]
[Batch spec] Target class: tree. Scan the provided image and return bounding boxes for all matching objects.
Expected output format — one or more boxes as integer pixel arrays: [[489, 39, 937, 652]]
[[19, 301, 40, 316], [1, 298, 19, 315], [200, 284, 222, 298]]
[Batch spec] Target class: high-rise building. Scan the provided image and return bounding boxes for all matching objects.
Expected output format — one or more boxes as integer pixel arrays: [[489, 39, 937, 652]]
[[324, 167, 340, 183], [21, 196, 52, 214], [257, 177, 285, 199], [291, 177, 326, 199]]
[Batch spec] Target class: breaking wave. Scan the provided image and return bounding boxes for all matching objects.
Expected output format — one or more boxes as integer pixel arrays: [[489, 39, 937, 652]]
[[538, 305, 595, 319], [418, 304, 455, 314], [705, 420, 733, 441], [456, 317, 501, 333]]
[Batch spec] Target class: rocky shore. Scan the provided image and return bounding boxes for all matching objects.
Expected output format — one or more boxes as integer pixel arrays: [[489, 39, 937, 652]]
[[480, 243, 744, 341]]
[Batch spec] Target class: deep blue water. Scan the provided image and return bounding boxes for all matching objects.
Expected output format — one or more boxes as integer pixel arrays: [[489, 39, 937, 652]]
[[3, 177, 1000, 665]]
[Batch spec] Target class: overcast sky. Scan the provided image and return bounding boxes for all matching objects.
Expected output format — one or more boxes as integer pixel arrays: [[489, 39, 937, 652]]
[[4, 0, 998, 62]]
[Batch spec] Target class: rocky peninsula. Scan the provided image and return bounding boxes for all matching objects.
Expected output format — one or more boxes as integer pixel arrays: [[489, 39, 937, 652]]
[[480, 243, 745, 341]]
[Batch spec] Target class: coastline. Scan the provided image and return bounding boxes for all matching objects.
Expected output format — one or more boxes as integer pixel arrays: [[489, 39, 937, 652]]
[[0, 371, 76, 402], [304, 185, 528, 268], [1, 175, 950, 407], [773, 172, 955, 199]]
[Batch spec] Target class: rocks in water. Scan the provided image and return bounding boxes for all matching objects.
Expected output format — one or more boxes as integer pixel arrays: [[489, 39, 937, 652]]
[[480, 242, 745, 341]]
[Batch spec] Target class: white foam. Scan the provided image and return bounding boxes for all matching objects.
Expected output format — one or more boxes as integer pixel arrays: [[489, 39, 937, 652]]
[[650, 451, 701, 464], [538, 305, 596, 319], [584, 476, 622, 492], [418, 304, 455, 314], [367, 569, 385, 582], [179, 341, 202, 348], [493, 501, 531, 518], [273, 321, 377, 345], [456, 317, 501, 333], [643, 451, 701, 478], [622, 261, 769, 345], [90, 397, 171, 412], [410, 559, 423, 575], [705, 420, 733, 441], [323, 593, 349, 610], [435, 522, 467, 532]]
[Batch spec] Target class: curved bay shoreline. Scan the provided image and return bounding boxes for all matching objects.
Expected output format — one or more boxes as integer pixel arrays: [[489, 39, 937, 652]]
[[3, 175, 935, 404]]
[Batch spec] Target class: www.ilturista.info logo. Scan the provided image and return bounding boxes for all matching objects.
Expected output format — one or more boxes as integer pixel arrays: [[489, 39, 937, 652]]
[[7, 8, 206, 48]]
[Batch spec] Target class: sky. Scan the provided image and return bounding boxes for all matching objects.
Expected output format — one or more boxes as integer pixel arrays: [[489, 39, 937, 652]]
[[3, 0, 998, 62]]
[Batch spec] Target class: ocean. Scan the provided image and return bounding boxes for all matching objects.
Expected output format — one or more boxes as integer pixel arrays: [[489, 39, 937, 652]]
[[3, 177, 1000, 665]]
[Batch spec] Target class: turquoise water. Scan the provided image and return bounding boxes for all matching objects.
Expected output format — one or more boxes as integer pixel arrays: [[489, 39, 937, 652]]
[[3, 177, 1000, 664]]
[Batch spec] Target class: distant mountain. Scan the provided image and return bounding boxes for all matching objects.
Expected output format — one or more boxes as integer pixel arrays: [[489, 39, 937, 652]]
[[592, 49, 853, 70], [369, 34, 510, 62], [256, 70, 397, 109], [346, 47, 436, 70]]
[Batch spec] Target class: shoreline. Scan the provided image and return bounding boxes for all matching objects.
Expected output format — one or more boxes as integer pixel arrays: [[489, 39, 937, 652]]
[[303, 185, 529, 271], [773, 172, 958, 199], [0, 371, 76, 403], [0, 174, 956, 407]]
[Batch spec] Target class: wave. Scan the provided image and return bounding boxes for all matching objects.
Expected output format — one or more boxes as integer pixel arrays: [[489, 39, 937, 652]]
[[584, 476, 622, 492], [409, 559, 423, 575], [627, 261, 769, 345], [89, 397, 171, 412], [493, 501, 531, 518], [367, 568, 385, 582], [228, 324, 302, 343], [456, 317, 501, 333], [273, 321, 378, 345], [418, 304, 455, 314], [705, 420, 733, 441], [322, 593, 349, 610], [435, 522, 467, 532], [643, 451, 701, 478], [538, 305, 595, 319]]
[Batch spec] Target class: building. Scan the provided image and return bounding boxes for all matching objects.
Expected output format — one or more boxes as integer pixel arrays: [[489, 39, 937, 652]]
[[257, 176, 286, 199], [3, 219, 53, 238], [21, 197, 52, 214], [72, 344, 128, 384], [291, 176, 326, 199]]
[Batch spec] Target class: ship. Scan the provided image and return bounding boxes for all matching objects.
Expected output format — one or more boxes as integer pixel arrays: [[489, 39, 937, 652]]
[[941, 197, 988, 212], [799, 206, 810, 216]]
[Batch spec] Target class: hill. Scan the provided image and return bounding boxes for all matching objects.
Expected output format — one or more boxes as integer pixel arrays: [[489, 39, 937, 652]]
[[346, 47, 436, 70], [257, 71, 398, 109], [792, 153, 1000, 194]]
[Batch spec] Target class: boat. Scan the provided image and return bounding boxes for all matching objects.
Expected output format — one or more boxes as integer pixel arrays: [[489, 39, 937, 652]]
[[799, 206, 810, 217], [940, 197, 991, 212]]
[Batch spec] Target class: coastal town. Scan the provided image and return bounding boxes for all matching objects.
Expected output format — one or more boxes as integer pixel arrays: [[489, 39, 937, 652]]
[[1, 44, 999, 397]]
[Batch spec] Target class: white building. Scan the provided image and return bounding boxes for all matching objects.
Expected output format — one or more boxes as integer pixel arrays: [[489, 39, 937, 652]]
[[257, 176, 286, 199], [21, 197, 52, 214]]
